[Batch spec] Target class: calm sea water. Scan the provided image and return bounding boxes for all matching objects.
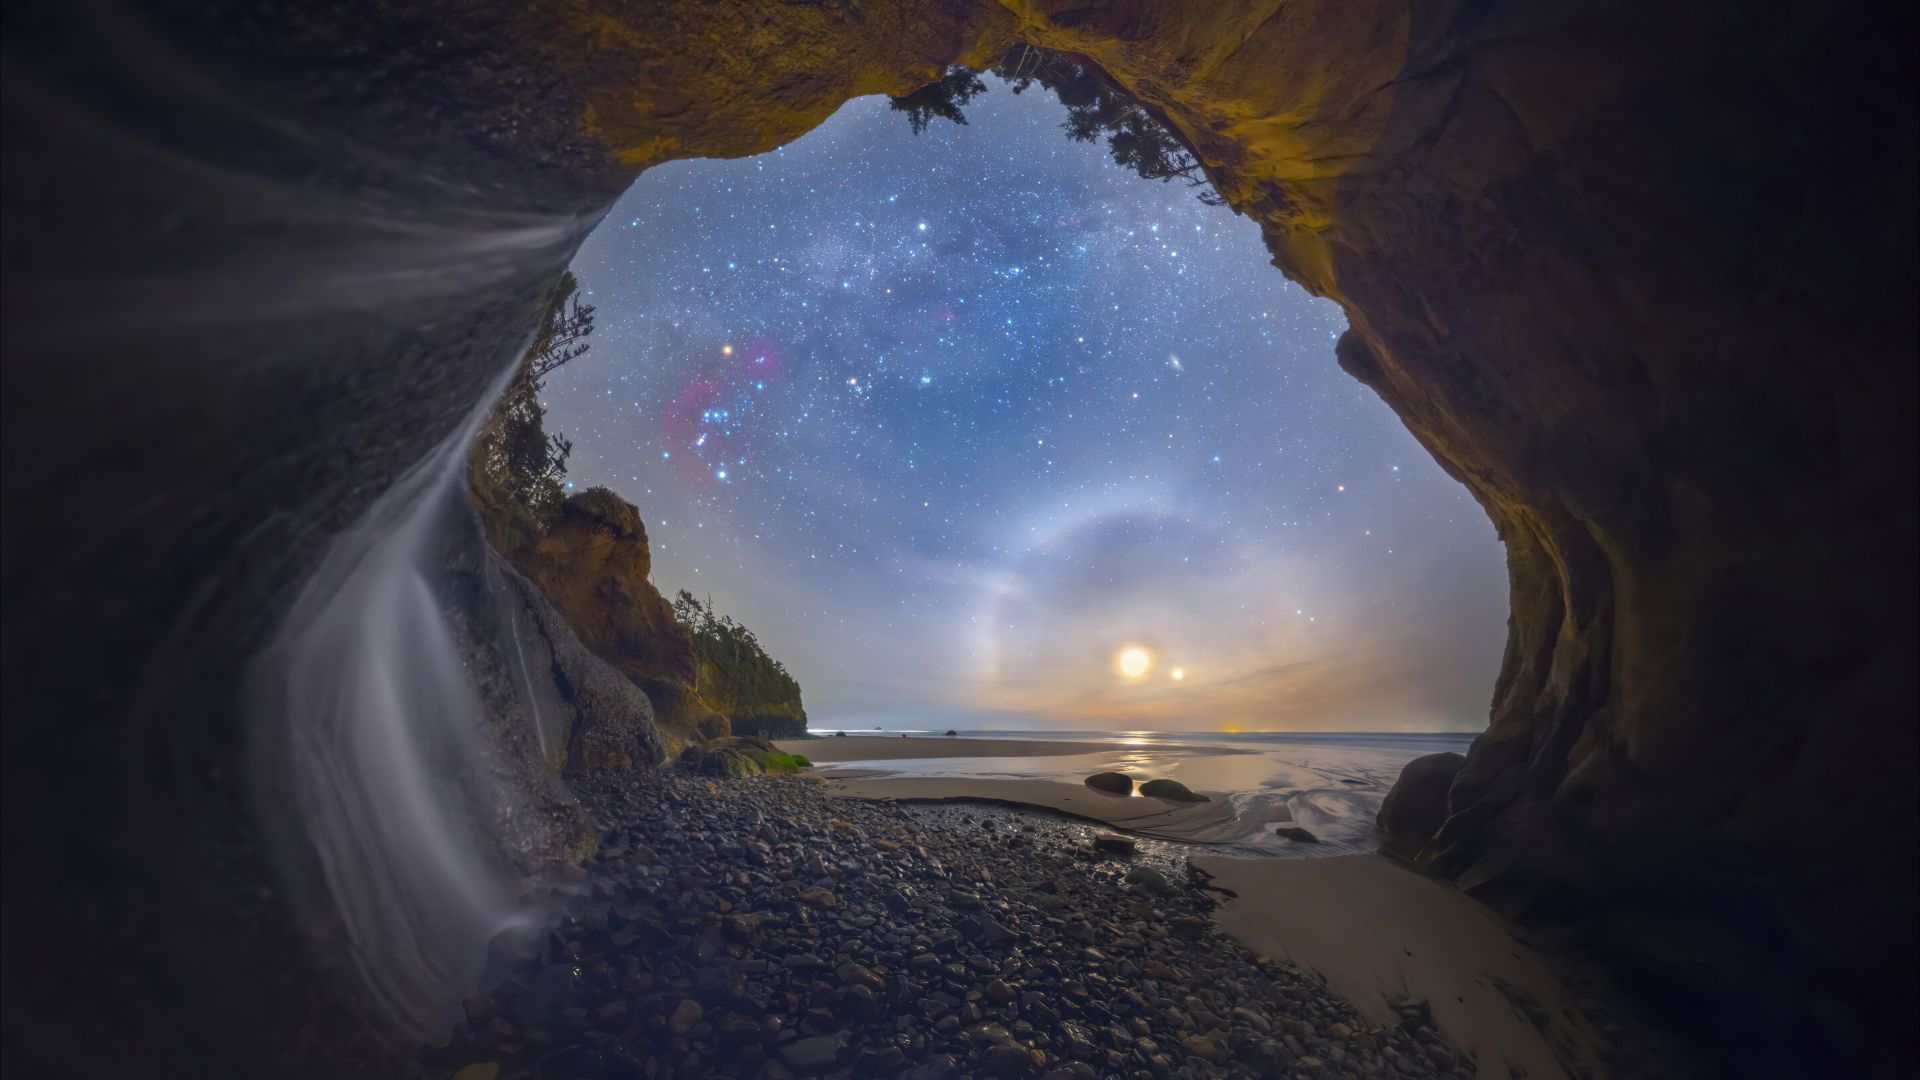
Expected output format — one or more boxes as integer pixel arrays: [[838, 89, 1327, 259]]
[[804, 728, 1477, 855]]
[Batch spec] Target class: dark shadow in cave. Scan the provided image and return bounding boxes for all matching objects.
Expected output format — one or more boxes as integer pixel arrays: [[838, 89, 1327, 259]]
[[0, 4, 1912, 1079]]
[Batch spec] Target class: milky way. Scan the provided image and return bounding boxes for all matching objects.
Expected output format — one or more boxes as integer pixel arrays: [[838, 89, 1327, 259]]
[[545, 76, 1508, 732]]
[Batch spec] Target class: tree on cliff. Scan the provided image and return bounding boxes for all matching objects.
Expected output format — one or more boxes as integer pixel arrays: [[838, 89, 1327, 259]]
[[670, 590, 807, 737], [889, 67, 988, 134], [471, 271, 596, 551], [528, 277, 596, 380], [891, 46, 1221, 203]]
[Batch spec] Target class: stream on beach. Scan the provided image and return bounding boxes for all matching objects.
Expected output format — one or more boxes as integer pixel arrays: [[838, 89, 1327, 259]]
[[798, 730, 1476, 856]]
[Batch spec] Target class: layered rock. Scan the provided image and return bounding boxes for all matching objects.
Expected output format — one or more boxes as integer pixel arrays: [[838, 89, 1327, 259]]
[[505, 489, 723, 751], [489, 554, 667, 774], [496, 487, 807, 746]]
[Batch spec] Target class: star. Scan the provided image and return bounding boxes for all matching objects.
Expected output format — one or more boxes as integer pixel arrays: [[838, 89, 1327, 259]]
[[533, 64, 1507, 732]]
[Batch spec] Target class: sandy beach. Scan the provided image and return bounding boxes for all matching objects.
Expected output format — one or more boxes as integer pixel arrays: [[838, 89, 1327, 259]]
[[1197, 855, 1600, 1079], [433, 768, 1488, 1079], [774, 730, 1600, 1078]]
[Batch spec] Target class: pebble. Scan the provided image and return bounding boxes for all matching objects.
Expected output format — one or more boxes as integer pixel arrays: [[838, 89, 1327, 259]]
[[423, 771, 1466, 1080], [1124, 865, 1176, 895], [779, 1032, 847, 1073], [668, 998, 703, 1036]]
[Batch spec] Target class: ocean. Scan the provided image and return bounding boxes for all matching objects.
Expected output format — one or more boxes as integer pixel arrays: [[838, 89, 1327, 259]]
[[801, 728, 1477, 855]]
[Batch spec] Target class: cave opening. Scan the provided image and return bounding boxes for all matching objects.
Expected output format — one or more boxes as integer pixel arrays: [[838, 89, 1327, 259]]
[[2, 3, 1913, 1079], [527, 58, 1510, 740]]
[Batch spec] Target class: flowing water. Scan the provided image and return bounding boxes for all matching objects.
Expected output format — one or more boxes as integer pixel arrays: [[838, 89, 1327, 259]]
[[245, 355, 544, 1037]]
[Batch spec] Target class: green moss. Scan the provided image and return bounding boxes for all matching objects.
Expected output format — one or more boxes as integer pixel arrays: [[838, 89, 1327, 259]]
[[752, 750, 811, 774], [710, 752, 761, 779], [678, 738, 810, 779]]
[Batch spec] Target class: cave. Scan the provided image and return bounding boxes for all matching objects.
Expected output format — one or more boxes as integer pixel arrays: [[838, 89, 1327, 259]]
[[1, 1, 1914, 1077]]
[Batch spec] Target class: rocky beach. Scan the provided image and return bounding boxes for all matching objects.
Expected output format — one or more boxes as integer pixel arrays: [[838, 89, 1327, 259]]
[[425, 765, 1593, 1080]]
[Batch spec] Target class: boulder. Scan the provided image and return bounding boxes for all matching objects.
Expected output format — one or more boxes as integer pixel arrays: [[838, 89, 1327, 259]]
[[701, 748, 760, 779], [1138, 778, 1208, 803], [1092, 834, 1136, 855], [1274, 826, 1319, 844], [1376, 752, 1467, 842], [1083, 772, 1133, 795], [677, 736, 809, 778], [1124, 865, 1175, 895]]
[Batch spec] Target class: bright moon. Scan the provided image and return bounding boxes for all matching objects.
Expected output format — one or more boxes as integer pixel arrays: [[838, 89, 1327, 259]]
[[1117, 647, 1151, 678]]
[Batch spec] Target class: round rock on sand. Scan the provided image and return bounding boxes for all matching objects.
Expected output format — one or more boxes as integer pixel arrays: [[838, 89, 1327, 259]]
[[1377, 752, 1467, 841], [1139, 778, 1209, 803], [1083, 771, 1133, 795]]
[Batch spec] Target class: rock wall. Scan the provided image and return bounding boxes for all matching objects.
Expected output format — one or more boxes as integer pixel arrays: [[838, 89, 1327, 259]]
[[1, 0, 1912, 1075], [505, 489, 725, 751], [992, 3, 1917, 1067], [720, 709, 810, 743], [489, 550, 668, 775], [496, 487, 807, 747]]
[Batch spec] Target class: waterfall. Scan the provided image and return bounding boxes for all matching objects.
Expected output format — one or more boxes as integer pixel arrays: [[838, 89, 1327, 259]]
[[245, 358, 545, 1038]]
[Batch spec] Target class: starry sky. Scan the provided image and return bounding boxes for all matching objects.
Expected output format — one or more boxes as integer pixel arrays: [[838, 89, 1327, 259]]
[[545, 76, 1508, 732]]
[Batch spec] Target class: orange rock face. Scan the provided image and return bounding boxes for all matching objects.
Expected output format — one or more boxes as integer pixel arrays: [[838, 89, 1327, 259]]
[[509, 491, 723, 749], [516, 493, 693, 686]]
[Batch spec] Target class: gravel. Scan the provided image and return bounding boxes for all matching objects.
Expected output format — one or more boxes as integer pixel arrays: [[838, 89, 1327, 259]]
[[425, 771, 1471, 1079]]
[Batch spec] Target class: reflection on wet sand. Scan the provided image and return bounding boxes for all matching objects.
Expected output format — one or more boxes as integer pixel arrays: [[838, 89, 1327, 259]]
[[778, 731, 1473, 855]]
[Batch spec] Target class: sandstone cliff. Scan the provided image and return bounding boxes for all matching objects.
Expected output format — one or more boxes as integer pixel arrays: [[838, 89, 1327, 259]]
[[495, 488, 723, 752], [491, 486, 809, 751]]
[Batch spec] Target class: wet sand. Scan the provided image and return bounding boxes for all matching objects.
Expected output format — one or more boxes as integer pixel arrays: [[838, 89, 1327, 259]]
[[779, 731, 1469, 856], [1196, 855, 1600, 1079], [795, 733, 1600, 1077], [820, 775, 1252, 843]]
